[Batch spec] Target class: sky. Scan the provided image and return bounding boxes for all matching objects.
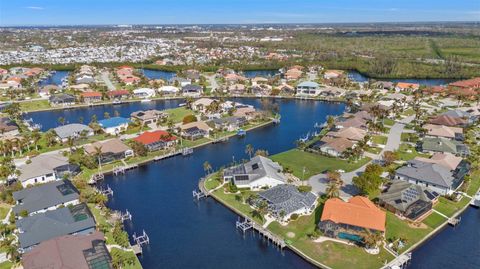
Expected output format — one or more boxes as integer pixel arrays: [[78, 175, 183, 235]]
[[0, 0, 479, 26]]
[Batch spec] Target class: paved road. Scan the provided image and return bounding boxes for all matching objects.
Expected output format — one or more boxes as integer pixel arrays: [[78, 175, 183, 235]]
[[101, 72, 116, 91], [205, 74, 219, 92]]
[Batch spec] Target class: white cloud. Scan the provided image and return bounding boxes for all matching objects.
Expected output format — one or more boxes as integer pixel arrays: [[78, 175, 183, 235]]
[[26, 6, 44, 10]]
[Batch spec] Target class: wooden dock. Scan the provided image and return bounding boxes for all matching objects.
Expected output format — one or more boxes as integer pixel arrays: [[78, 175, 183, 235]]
[[132, 230, 150, 256], [384, 252, 412, 269], [235, 217, 286, 249], [448, 217, 461, 227]]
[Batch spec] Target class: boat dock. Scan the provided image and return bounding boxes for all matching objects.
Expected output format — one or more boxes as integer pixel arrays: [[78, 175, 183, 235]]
[[88, 173, 104, 184], [448, 217, 461, 227], [384, 252, 412, 269], [97, 185, 114, 197], [132, 230, 150, 255], [235, 217, 286, 249]]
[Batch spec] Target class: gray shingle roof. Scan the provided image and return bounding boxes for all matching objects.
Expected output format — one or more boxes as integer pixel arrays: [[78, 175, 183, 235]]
[[259, 184, 317, 215], [18, 153, 70, 183], [54, 124, 92, 140], [422, 137, 469, 155], [224, 156, 286, 184], [378, 181, 435, 212], [396, 159, 455, 188], [17, 203, 95, 249], [13, 180, 79, 215]]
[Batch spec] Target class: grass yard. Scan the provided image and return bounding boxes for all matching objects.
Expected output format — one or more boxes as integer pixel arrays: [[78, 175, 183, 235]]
[[400, 133, 419, 143], [0, 261, 12, 269], [372, 135, 388, 145], [181, 137, 212, 148], [385, 212, 432, 251], [165, 107, 193, 123], [395, 144, 429, 161], [422, 212, 447, 229], [383, 118, 395, 126], [434, 197, 469, 218], [19, 99, 51, 112], [0, 204, 11, 220], [110, 247, 143, 269], [212, 189, 265, 224], [271, 149, 371, 179]]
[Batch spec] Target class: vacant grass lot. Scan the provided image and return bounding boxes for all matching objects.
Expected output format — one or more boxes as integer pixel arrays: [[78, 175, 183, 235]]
[[19, 100, 51, 112], [271, 149, 370, 179], [166, 107, 192, 123]]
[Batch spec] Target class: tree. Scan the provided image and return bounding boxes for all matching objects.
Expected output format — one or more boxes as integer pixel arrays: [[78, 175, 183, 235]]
[[93, 146, 103, 169], [245, 144, 254, 159], [203, 161, 212, 175], [130, 141, 147, 157], [326, 180, 340, 198], [362, 229, 384, 249], [4, 103, 21, 120], [58, 117, 66, 126], [185, 97, 194, 109], [103, 112, 110, 119], [327, 115, 335, 128], [182, 114, 197, 124], [31, 129, 41, 150], [255, 149, 269, 157], [352, 164, 383, 196], [44, 130, 58, 147], [382, 151, 398, 166]]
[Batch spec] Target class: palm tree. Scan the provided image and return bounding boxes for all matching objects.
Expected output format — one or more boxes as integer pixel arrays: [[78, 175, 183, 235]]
[[245, 144, 254, 159], [94, 146, 103, 170], [58, 117, 66, 126], [203, 161, 212, 175], [185, 97, 194, 110], [66, 137, 75, 152], [326, 180, 340, 198], [363, 229, 384, 248], [31, 129, 41, 150]]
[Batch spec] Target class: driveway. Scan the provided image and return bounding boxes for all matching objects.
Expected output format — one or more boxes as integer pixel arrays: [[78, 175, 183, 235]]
[[205, 74, 219, 92], [101, 72, 116, 91]]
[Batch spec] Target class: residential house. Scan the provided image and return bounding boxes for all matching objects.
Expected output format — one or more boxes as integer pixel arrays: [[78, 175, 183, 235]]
[[316, 137, 355, 157], [395, 159, 466, 195], [318, 196, 386, 239], [131, 109, 167, 126], [251, 76, 268, 86], [210, 116, 247, 131], [258, 184, 317, 222], [423, 124, 464, 141], [378, 181, 438, 221], [80, 92, 102, 104], [22, 232, 112, 269], [233, 107, 259, 120], [0, 117, 19, 137], [107, 89, 130, 100], [415, 152, 464, 171], [395, 82, 420, 92], [134, 130, 177, 151], [49, 94, 76, 106], [180, 121, 211, 140], [428, 115, 469, 127], [421, 137, 469, 156], [133, 88, 156, 99], [448, 77, 480, 91], [170, 77, 191, 87], [284, 68, 303, 81], [84, 139, 134, 164], [323, 70, 344, 80], [223, 156, 286, 189], [17, 153, 80, 187], [13, 180, 80, 216], [192, 98, 215, 112], [182, 84, 203, 97], [296, 81, 320, 97], [17, 203, 96, 251], [53, 123, 93, 142], [98, 117, 130, 135], [158, 85, 180, 94], [324, 127, 367, 142]]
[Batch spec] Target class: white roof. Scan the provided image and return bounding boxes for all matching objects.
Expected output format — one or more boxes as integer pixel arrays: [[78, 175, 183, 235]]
[[158, 86, 179, 93]]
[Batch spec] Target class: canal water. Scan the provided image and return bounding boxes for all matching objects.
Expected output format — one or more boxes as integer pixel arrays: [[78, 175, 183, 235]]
[[347, 70, 456, 86], [38, 70, 70, 86], [28, 98, 479, 268], [141, 69, 176, 81]]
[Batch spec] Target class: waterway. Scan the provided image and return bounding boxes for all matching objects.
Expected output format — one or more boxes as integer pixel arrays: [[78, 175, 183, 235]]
[[347, 70, 456, 86], [38, 70, 70, 86], [242, 69, 279, 78], [27, 98, 479, 269], [141, 69, 176, 81]]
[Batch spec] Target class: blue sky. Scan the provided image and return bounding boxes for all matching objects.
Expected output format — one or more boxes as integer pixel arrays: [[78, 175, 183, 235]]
[[0, 0, 479, 26]]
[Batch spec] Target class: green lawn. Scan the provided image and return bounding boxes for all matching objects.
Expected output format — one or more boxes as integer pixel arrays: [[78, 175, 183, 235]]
[[385, 212, 432, 251], [204, 175, 222, 191], [372, 135, 387, 145], [400, 133, 419, 143], [165, 107, 193, 123], [383, 118, 395, 126], [181, 137, 211, 148], [110, 247, 143, 269], [212, 189, 265, 224], [467, 169, 480, 196], [271, 149, 371, 179], [422, 212, 447, 229], [0, 204, 10, 220], [395, 144, 429, 161], [434, 197, 469, 218], [0, 261, 12, 269], [19, 100, 51, 112]]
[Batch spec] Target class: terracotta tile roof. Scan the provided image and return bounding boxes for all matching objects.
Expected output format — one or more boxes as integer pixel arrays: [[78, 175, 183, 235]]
[[321, 196, 386, 232], [415, 152, 462, 171], [81, 92, 102, 98], [134, 130, 177, 145], [428, 115, 467, 127], [396, 82, 420, 89], [449, 77, 480, 89], [107, 89, 130, 96]]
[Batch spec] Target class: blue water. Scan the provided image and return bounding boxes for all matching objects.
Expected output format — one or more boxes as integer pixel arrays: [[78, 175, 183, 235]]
[[408, 207, 480, 269], [38, 70, 70, 86], [26, 99, 184, 131], [141, 69, 176, 81], [243, 69, 279, 78], [347, 70, 455, 86]]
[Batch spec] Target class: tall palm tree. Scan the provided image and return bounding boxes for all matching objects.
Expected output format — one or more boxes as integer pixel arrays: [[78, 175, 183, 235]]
[[245, 144, 254, 159], [203, 161, 212, 175], [31, 130, 41, 151], [94, 146, 103, 170], [326, 179, 340, 198]]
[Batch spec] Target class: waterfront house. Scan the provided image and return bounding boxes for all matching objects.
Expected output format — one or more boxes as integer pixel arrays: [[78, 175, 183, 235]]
[[395, 82, 420, 92], [233, 107, 258, 120], [53, 123, 93, 142], [251, 76, 268, 86], [428, 114, 468, 127], [158, 85, 180, 94], [415, 152, 465, 171], [182, 84, 203, 97], [223, 156, 286, 189], [228, 83, 246, 95], [75, 74, 95, 84], [84, 138, 134, 164], [133, 88, 156, 99], [440, 109, 477, 125], [324, 127, 367, 142], [318, 196, 386, 239], [395, 159, 465, 195], [17, 153, 80, 187], [258, 184, 317, 222], [421, 137, 469, 157], [296, 81, 320, 97], [251, 84, 272, 96], [22, 231, 112, 269], [284, 68, 303, 81], [0, 117, 19, 137], [316, 137, 355, 158], [448, 77, 480, 92], [98, 117, 130, 135], [180, 121, 211, 140], [131, 109, 167, 126], [335, 116, 368, 130], [70, 84, 91, 92], [13, 180, 80, 216], [423, 124, 464, 141], [170, 77, 191, 87], [107, 89, 130, 100], [17, 203, 96, 251], [192, 98, 216, 112], [323, 70, 344, 80], [378, 181, 438, 221], [49, 94, 76, 106], [209, 116, 247, 132], [134, 130, 177, 151]]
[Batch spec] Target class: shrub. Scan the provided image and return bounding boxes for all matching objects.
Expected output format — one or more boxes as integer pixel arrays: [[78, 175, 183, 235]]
[[290, 213, 299, 221], [182, 114, 197, 124], [297, 185, 312, 193], [19, 210, 29, 218]]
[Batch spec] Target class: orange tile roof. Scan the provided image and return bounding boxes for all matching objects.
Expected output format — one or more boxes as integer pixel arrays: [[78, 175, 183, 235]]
[[396, 82, 420, 89], [449, 77, 480, 89], [134, 130, 177, 145], [321, 196, 386, 232], [107, 89, 130, 96], [81, 92, 102, 97]]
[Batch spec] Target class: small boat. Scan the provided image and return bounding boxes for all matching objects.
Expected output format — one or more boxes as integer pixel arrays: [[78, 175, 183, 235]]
[[113, 100, 122, 104], [237, 129, 246, 137], [470, 191, 480, 208], [141, 99, 151, 103]]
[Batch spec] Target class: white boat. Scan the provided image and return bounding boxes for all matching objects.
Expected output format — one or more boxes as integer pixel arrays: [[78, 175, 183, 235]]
[[470, 191, 480, 208], [141, 99, 151, 103]]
